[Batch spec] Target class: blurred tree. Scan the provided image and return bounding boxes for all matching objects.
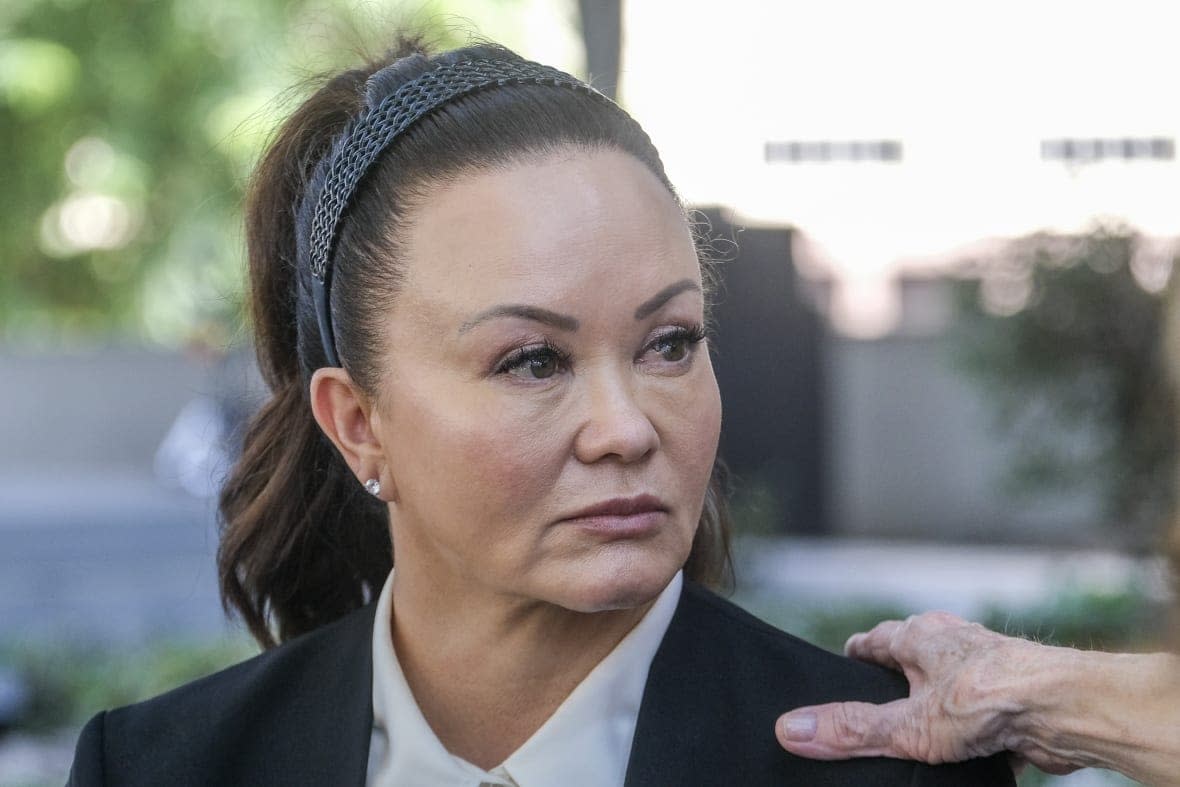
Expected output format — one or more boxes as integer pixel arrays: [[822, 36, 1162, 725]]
[[0, 0, 516, 348], [952, 227, 1177, 547]]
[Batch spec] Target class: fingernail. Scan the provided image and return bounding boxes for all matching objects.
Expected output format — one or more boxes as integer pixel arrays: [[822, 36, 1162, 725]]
[[781, 711, 817, 742]]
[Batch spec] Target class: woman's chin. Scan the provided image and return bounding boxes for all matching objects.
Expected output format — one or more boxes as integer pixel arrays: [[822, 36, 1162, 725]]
[[555, 559, 682, 614]]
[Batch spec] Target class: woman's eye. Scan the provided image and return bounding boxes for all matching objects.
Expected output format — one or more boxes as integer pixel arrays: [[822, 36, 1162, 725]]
[[654, 335, 690, 362], [645, 326, 705, 365], [497, 345, 567, 380], [523, 351, 560, 379]]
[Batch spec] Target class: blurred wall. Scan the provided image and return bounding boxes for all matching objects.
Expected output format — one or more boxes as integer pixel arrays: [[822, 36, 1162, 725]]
[[825, 333, 1107, 544], [0, 348, 261, 477], [703, 210, 828, 534], [0, 349, 207, 472]]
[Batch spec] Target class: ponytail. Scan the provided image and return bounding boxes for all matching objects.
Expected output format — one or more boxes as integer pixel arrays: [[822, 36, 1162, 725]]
[[218, 61, 394, 649]]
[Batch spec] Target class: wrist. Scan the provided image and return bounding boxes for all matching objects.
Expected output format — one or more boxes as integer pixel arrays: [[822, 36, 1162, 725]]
[[1011, 646, 1180, 780], [1006, 642, 1091, 748], [985, 637, 1054, 750]]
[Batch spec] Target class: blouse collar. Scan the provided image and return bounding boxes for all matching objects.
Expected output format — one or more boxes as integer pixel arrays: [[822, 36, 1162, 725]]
[[368, 570, 683, 787]]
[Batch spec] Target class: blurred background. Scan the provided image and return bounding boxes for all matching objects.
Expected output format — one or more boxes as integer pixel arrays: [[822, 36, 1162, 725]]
[[1, 1, 1176, 784]]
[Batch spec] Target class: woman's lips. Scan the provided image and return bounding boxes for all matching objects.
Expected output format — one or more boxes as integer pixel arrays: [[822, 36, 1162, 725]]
[[560, 494, 668, 538]]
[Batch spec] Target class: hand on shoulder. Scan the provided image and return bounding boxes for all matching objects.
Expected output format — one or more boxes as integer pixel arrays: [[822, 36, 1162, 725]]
[[776, 611, 1077, 774]]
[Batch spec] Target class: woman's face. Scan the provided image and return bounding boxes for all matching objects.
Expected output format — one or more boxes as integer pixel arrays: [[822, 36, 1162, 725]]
[[371, 147, 721, 613]]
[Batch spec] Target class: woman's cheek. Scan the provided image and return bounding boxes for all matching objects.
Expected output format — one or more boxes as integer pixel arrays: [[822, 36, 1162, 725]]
[[454, 408, 566, 514], [667, 361, 721, 445], [682, 367, 723, 480]]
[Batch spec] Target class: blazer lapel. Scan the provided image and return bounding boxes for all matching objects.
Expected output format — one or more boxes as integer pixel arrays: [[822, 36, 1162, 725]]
[[623, 583, 745, 786], [264, 602, 377, 786]]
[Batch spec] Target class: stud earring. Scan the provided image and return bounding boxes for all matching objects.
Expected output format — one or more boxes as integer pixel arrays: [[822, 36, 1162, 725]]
[[364, 478, 381, 497]]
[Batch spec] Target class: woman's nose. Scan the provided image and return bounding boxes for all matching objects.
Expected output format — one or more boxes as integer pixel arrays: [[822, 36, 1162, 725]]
[[573, 371, 660, 465]]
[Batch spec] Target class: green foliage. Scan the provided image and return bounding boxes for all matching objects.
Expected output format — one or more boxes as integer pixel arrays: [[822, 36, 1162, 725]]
[[981, 584, 1160, 652], [0, 0, 483, 347], [740, 582, 1157, 656], [796, 603, 914, 655], [733, 591, 913, 655], [951, 228, 1177, 545], [1, 635, 257, 731]]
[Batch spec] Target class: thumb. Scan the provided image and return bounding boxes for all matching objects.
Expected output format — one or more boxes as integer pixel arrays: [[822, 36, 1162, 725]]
[[776, 699, 908, 760]]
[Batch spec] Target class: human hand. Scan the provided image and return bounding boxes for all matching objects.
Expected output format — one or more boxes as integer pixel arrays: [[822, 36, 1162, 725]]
[[775, 611, 1078, 775]]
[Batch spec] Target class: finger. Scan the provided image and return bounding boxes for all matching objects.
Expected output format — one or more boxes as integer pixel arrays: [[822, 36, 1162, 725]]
[[843, 619, 903, 659], [902, 610, 972, 648], [776, 700, 909, 761], [844, 620, 905, 672]]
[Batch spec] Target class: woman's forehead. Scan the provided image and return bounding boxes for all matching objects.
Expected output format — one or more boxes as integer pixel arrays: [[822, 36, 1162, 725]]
[[396, 148, 699, 314]]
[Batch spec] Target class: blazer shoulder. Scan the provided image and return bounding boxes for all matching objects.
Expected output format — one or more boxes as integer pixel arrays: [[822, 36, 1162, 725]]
[[624, 581, 1014, 786], [69, 603, 378, 787], [679, 580, 913, 704]]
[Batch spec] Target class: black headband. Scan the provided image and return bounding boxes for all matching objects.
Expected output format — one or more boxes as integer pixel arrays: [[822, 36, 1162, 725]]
[[302, 57, 615, 368]]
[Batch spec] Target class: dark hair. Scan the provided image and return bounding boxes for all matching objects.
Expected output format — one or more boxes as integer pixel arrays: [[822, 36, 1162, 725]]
[[219, 37, 732, 648]]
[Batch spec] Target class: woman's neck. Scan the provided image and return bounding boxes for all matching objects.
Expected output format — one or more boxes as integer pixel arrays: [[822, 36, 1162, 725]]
[[388, 566, 655, 770]]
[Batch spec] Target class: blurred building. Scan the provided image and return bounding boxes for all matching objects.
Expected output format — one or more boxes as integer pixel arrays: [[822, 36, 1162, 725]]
[[697, 213, 1111, 543]]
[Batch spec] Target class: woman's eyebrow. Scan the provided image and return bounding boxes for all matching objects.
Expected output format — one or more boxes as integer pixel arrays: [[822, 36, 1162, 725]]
[[459, 279, 699, 334], [459, 304, 580, 334], [634, 279, 700, 320]]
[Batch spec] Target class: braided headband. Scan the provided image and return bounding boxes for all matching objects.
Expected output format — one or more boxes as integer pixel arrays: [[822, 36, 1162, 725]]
[[305, 58, 616, 368]]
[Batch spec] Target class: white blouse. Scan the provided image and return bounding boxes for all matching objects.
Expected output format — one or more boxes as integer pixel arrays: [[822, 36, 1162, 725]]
[[365, 570, 683, 787]]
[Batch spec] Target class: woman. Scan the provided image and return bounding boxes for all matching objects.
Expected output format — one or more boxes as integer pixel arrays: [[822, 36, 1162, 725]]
[[777, 597, 1180, 784], [67, 39, 1013, 786]]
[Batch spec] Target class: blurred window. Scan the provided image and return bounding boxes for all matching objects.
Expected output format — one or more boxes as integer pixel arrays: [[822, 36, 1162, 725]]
[[765, 140, 903, 163], [1041, 137, 1175, 162]]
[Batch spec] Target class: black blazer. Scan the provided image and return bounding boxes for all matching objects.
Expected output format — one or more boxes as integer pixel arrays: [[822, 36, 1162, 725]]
[[68, 582, 1013, 785]]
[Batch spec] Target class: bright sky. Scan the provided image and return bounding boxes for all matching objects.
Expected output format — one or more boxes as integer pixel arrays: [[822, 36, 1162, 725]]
[[616, 0, 1180, 333]]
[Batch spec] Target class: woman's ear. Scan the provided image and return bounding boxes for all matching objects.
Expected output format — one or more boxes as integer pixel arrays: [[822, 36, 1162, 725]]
[[309, 367, 396, 501]]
